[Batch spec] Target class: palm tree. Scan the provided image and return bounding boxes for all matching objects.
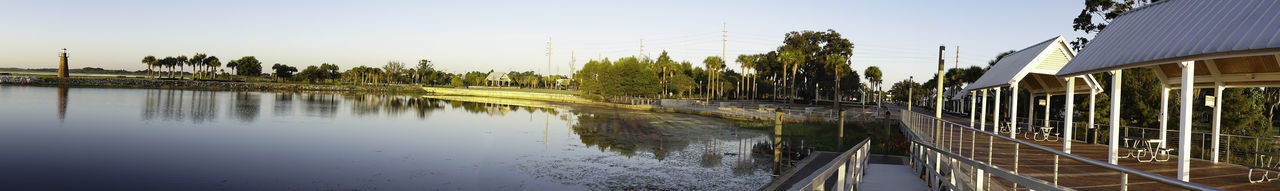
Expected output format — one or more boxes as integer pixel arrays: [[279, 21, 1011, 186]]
[[141, 56, 157, 78], [864, 66, 882, 107], [703, 56, 724, 101], [778, 50, 806, 104], [157, 57, 170, 78], [736, 54, 758, 100], [205, 56, 220, 80], [175, 55, 188, 79], [189, 53, 207, 80], [226, 60, 239, 81], [825, 54, 850, 110]]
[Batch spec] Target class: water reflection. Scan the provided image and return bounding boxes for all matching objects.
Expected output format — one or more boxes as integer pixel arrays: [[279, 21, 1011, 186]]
[[11, 87, 781, 190], [274, 94, 293, 116], [141, 89, 218, 123], [230, 92, 260, 122], [302, 94, 339, 118], [57, 87, 67, 122]]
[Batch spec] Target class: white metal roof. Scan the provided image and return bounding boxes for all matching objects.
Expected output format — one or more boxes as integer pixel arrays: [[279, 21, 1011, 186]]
[[961, 36, 1101, 95], [1057, 0, 1280, 78]]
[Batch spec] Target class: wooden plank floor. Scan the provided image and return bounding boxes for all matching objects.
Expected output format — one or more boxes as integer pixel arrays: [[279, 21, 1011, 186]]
[[907, 109, 1280, 190]]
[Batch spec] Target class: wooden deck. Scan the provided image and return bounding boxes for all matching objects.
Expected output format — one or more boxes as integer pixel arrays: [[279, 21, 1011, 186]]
[[915, 109, 1280, 190]]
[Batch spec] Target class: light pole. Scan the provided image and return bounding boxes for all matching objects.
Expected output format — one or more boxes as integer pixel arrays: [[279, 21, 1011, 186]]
[[908, 76, 913, 111]]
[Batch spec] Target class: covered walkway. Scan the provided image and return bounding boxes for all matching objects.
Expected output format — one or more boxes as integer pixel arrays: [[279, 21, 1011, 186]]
[[908, 108, 1280, 190]]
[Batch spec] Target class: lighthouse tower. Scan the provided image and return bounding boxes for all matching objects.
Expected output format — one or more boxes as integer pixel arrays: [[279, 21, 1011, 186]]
[[57, 48, 69, 78]]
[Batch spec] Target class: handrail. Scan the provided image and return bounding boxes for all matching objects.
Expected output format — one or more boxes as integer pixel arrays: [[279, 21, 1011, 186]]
[[908, 136, 1063, 191], [900, 109, 1221, 191], [787, 139, 871, 191]]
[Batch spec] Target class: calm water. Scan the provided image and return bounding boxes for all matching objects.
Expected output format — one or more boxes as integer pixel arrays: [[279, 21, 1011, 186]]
[[0, 86, 778, 190]]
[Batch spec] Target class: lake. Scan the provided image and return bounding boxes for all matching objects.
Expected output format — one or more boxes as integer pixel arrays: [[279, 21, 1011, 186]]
[[0, 85, 781, 190]]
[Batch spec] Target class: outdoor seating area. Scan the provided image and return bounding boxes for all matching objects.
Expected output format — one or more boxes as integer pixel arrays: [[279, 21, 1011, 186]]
[[1247, 151, 1280, 183]]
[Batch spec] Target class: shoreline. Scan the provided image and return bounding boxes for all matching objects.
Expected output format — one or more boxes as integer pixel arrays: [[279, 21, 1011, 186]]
[[1, 76, 855, 123]]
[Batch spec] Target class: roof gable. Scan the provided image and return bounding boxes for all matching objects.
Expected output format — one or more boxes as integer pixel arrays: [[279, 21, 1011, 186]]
[[966, 36, 1074, 90], [1057, 0, 1280, 77]]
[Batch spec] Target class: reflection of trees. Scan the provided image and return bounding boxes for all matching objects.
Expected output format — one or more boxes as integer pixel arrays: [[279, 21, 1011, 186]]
[[302, 94, 339, 118], [570, 111, 689, 161], [230, 92, 260, 122], [454, 101, 520, 116], [142, 89, 218, 123], [273, 94, 294, 116], [188, 90, 217, 123], [408, 97, 444, 119], [346, 94, 380, 116]]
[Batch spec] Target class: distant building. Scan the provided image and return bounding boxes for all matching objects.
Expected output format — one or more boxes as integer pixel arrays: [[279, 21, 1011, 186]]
[[485, 72, 511, 86]]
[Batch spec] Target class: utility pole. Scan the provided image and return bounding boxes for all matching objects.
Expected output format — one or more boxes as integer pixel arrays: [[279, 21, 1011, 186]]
[[908, 76, 914, 111], [722, 22, 728, 99], [639, 38, 644, 58], [953, 46, 959, 112], [547, 37, 552, 88], [935, 45, 946, 144], [570, 50, 575, 77]]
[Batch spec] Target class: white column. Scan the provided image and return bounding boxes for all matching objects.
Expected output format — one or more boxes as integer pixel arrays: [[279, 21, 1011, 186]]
[[970, 90, 976, 128], [1044, 94, 1051, 128], [1009, 83, 1019, 138], [1212, 83, 1223, 163], [1089, 83, 1096, 144], [1064, 77, 1076, 153], [1109, 70, 1122, 165], [980, 89, 988, 132], [1159, 85, 1169, 148], [1177, 61, 1194, 181], [994, 87, 1002, 132], [1027, 94, 1035, 132]]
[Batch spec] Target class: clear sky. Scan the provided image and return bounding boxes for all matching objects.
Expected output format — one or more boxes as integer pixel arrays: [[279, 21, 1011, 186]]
[[0, 0, 1088, 84]]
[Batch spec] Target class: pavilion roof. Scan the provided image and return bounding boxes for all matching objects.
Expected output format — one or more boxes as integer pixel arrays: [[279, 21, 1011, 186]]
[[1056, 0, 1280, 88], [962, 36, 1101, 95]]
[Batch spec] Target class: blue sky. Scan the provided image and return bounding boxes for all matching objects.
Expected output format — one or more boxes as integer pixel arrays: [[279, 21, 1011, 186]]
[[0, 0, 1087, 84]]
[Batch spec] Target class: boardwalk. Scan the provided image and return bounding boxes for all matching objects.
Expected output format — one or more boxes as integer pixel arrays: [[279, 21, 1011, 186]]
[[903, 107, 1280, 190]]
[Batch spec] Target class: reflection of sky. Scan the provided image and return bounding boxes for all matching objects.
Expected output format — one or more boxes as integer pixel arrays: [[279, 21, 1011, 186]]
[[0, 86, 774, 190]]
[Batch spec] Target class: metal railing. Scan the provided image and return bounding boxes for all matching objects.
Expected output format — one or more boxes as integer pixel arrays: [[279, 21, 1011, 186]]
[[788, 139, 872, 191], [1006, 117, 1280, 167], [901, 110, 1219, 190]]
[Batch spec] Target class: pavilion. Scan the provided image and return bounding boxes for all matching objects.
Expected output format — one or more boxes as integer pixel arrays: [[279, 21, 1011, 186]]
[[485, 72, 511, 86], [960, 35, 1103, 153], [1054, 0, 1280, 181]]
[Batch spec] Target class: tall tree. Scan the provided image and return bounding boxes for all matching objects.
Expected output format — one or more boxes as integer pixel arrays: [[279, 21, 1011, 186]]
[[141, 56, 157, 78], [703, 56, 724, 101], [416, 59, 434, 84], [189, 53, 207, 80], [175, 55, 188, 79], [1070, 0, 1158, 50], [383, 61, 405, 84], [232, 56, 262, 77], [205, 56, 220, 79], [272, 63, 297, 80], [864, 66, 882, 107], [737, 54, 759, 100], [226, 60, 239, 80], [779, 50, 806, 104], [825, 54, 850, 110]]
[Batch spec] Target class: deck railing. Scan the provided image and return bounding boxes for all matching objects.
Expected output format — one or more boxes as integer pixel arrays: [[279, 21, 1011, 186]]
[[901, 110, 1219, 190], [997, 117, 1280, 167], [787, 139, 871, 191]]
